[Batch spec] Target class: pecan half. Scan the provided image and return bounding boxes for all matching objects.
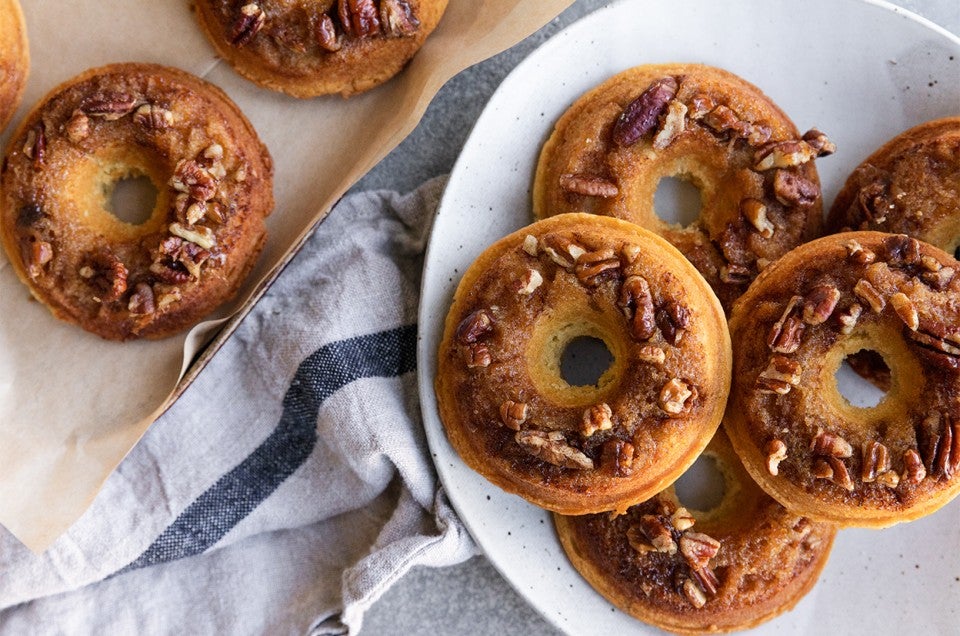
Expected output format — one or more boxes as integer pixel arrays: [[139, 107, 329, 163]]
[[612, 76, 679, 146], [316, 13, 343, 51], [656, 300, 689, 346], [515, 430, 594, 470], [558, 173, 619, 198], [601, 439, 635, 477], [380, 0, 420, 37], [581, 403, 614, 437], [339, 0, 381, 38], [231, 3, 265, 46], [907, 328, 960, 362], [773, 169, 819, 207], [82, 93, 138, 120], [861, 440, 890, 483], [171, 159, 217, 203], [456, 309, 494, 345], [619, 275, 656, 341], [853, 279, 886, 313], [575, 249, 620, 286], [133, 104, 173, 130], [660, 378, 692, 414], [766, 438, 788, 476], [81, 250, 128, 302], [499, 400, 528, 431], [802, 284, 841, 325], [918, 413, 960, 479], [901, 449, 926, 485], [889, 292, 919, 331]]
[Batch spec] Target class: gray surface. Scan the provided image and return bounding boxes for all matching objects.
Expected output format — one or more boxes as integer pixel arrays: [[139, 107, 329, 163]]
[[357, 1, 959, 634]]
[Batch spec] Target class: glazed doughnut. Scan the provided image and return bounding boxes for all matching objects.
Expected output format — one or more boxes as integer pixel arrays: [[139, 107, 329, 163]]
[[194, 0, 448, 97], [533, 64, 832, 311], [0, 63, 274, 340], [828, 117, 960, 259], [0, 0, 28, 132], [554, 430, 836, 634], [726, 232, 960, 527], [435, 213, 731, 515]]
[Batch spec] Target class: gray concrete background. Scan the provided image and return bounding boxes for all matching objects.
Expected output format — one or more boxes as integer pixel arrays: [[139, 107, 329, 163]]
[[355, 1, 959, 634]]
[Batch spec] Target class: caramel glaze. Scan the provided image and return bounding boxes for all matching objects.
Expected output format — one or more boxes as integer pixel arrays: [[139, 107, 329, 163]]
[[0, 63, 274, 340], [555, 431, 835, 634], [0, 0, 28, 133], [726, 231, 960, 527], [534, 64, 830, 312], [195, 0, 448, 97], [436, 213, 731, 515]]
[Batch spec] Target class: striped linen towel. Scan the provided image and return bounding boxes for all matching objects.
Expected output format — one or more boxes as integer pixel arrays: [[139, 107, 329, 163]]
[[0, 176, 476, 634]]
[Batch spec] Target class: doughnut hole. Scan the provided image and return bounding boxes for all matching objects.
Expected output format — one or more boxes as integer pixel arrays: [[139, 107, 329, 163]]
[[560, 336, 614, 387], [835, 350, 890, 406], [653, 175, 702, 228], [673, 452, 727, 512], [107, 174, 158, 226]]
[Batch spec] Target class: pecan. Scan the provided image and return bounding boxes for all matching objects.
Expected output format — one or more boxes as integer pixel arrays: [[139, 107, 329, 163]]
[[619, 275, 656, 341], [920, 256, 941, 272], [922, 266, 955, 291], [802, 284, 841, 325], [813, 456, 854, 490], [741, 198, 774, 238], [754, 140, 818, 170], [638, 514, 677, 554], [767, 295, 803, 353], [171, 160, 217, 202], [515, 430, 594, 470], [230, 3, 265, 46], [464, 343, 491, 368], [671, 507, 696, 532], [889, 292, 919, 330], [845, 239, 876, 265], [154, 286, 182, 310], [612, 76, 679, 146], [620, 244, 641, 267], [660, 378, 692, 414], [853, 279, 886, 313], [773, 169, 819, 207], [861, 440, 890, 483], [22, 237, 53, 278], [339, 0, 381, 38], [637, 344, 665, 365], [626, 525, 655, 555], [652, 99, 687, 149], [515, 268, 543, 295], [540, 235, 585, 269], [185, 202, 207, 226], [686, 93, 716, 120], [837, 303, 863, 335], [127, 282, 156, 315], [901, 449, 926, 485], [918, 413, 960, 479], [801, 129, 836, 156], [133, 104, 173, 130], [766, 439, 788, 476], [581, 403, 614, 437], [883, 234, 921, 265], [169, 222, 216, 250], [81, 250, 128, 302], [907, 328, 960, 361], [575, 249, 620, 286], [380, 0, 420, 37], [455, 309, 494, 345], [682, 578, 708, 609], [719, 263, 752, 285], [64, 111, 90, 143], [22, 124, 46, 165], [656, 300, 689, 346], [316, 13, 343, 51], [499, 400, 528, 431], [153, 235, 210, 280], [876, 470, 900, 488], [679, 532, 720, 569], [756, 355, 801, 395], [811, 428, 853, 458], [82, 93, 138, 120], [521, 234, 538, 257], [601, 439, 635, 477], [702, 104, 740, 134], [558, 173, 619, 198]]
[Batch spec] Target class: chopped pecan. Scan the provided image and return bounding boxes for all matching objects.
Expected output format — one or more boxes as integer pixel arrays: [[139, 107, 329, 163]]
[[813, 456, 854, 490], [231, 3, 265, 46], [802, 284, 841, 325], [185, 202, 207, 226], [907, 328, 960, 361], [521, 234, 538, 257], [638, 514, 677, 554], [679, 532, 720, 569], [464, 343, 491, 368], [853, 279, 885, 313], [558, 173, 619, 198], [845, 239, 876, 265], [876, 470, 900, 488], [581, 403, 614, 437], [766, 438, 788, 476], [702, 104, 740, 134], [499, 400, 528, 431], [575, 249, 620, 286], [612, 76, 679, 146], [637, 344, 665, 365], [601, 439, 635, 477], [686, 93, 716, 120], [889, 292, 919, 330], [620, 243, 641, 267], [756, 355, 801, 395], [540, 235, 585, 269], [754, 140, 818, 170], [127, 282, 156, 315], [811, 428, 853, 458], [153, 235, 210, 280], [682, 578, 708, 609], [316, 13, 343, 51], [773, 169, 819, 207], [901, 449, 926, 485], [515, 268, 543, 295], [801, 129, 836, 156], [455, 309, 494, 345], [741, 198, 774, 238], [515, 430, 594, 470], [64, 111, 90, 143], [82, 93, 138, 120], [920, 256, 942, 272], [626, 524, 655, 555], [171, 159, 217, 202], [660, 378, 692, 414], [133, 104, 174, 130], [656, 300, 689, 346], [339, 0, 381, 38], [652, 99, 687, 149], [671, 507, 696, 532], [380, 0, 420, 37], [918, 413, 960, 479], [22, 236, 53, 278], [22, 124, 46, 165], [81, 250, 128, 302], [767, 296, 803, 353], [883, 234, 921, 265], [719, 263, 752, 285], [921, 266, 955, 291], [619, 275, 656, 341], [837, 303, 863, 335], [169, 222, 216, 250], [861, 440, 890, 483]]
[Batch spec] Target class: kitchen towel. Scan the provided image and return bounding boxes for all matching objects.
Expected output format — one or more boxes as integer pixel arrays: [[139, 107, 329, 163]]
[[0, 176, 477, 634]]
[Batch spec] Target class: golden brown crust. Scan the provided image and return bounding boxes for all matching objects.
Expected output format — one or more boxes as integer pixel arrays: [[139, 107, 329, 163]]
[[0, 63, 274, 340], [0, 0, 29, 132], [194, 0, 448, 98], [828, 117, 960, 259], [533, 64, 829, 312], [436, 213, 732, 515], [554, 431, 836, 634], [726, 232, 960, 527]]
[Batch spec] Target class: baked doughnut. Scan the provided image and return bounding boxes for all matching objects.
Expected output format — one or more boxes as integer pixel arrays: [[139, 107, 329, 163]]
[[554, 430, 836, 634], [194, 0, 448, 97], [435, 213, 732, 515], [0, 0, 29, 132], [0, 63, 274, 340], [726, 231, 960, 527], [533, 64, 832, 311]]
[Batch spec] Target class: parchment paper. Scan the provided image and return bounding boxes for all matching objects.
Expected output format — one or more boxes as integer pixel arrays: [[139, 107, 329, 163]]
[[0, 0, 574, 552]]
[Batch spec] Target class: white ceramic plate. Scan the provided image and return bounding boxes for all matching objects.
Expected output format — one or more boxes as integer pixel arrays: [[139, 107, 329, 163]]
[[417, 0, 960, 633]]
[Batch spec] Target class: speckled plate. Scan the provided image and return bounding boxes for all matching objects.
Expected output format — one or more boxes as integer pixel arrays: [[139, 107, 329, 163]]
[[417, 0, 960, 633]]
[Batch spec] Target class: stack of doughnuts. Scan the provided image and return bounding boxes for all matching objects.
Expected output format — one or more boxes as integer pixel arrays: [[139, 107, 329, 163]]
[[436, 63, 960, 632]]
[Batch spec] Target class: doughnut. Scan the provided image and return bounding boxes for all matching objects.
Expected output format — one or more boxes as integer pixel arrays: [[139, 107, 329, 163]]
[[533, 64, 832, 312], [554, 430, 836, 634], [194, 0, 449, 97], [0, 63, 274, 340], [725, 231, 960, 527], [435, 213, 731, 515], [0, 0, 29, 132]]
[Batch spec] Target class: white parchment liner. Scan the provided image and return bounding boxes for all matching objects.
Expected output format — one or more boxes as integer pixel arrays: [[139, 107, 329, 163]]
[[0, 0, 574, 552]]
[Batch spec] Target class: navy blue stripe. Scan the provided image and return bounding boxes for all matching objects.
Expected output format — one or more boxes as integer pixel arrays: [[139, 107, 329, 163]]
[[118, 324, 417, 574]]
